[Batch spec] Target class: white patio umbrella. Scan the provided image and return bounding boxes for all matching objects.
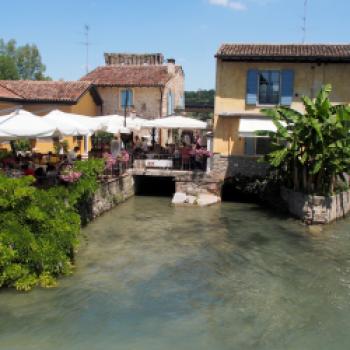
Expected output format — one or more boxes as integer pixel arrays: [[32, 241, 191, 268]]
[[95, 115, 149, 133], [43, 109, 104, 135], [143, 116, 207, 130], [0, 109, 57, 140], [43, 110, 90, 136]]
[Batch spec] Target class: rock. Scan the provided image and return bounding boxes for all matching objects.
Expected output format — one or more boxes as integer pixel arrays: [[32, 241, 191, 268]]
[[197, 194, 220, 207], [172, 192, 187, 205], [186, 195, 197, 205]]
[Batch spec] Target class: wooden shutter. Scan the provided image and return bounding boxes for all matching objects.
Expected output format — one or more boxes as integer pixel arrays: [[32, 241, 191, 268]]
[[281, 70, 294, 105], [246, 69, 258, 105]]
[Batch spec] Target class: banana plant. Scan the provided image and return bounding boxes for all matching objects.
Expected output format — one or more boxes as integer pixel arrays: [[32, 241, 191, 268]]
[[259, 85, 350, 195]]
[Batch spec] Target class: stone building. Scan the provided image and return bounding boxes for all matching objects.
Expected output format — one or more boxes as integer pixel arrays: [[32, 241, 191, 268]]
[[213, 43, 350, 179], [81, 53, 185, 118]]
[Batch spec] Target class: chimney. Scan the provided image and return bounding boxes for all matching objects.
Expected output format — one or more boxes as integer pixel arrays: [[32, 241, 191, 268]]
[[167, 58, 176, 74], [104, 53, 164, 65]]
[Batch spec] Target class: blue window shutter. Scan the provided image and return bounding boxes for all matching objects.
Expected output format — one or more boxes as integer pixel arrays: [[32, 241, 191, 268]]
[[246, 69, 258, 105], [281, 70, 294, 105], [121, 90, 127, 107], [121, 90, 133, 106]]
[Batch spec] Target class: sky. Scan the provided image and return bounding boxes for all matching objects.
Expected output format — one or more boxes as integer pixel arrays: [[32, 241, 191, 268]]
[[1, 0, 350, 90]]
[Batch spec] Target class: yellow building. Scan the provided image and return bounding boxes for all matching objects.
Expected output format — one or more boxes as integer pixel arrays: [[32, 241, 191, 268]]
[[0, 80, 102, 153], [214, 44, 350, 159]]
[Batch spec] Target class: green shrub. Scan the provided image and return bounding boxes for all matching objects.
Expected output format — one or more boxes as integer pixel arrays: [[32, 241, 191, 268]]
[[0, 159, 104, 291]]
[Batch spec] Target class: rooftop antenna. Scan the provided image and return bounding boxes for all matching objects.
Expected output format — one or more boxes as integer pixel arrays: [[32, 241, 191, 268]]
[[302, 0, 308, 44], [83, 25, 90, 74]]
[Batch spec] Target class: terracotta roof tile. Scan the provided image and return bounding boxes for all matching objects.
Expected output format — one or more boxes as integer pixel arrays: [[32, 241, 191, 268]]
[[0, 84, 22, 100], [80, 65, 177, 87], [216, 44, 350, 62], [0, 80, 93, 103]]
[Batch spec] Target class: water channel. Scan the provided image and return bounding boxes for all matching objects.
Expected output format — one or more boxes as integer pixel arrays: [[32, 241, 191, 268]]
[[1, 196, 350, 350]]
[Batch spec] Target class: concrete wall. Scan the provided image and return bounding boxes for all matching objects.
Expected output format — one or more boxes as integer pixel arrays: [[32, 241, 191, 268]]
[[213, 60, 350, 155], [281, 187, 350, 224]]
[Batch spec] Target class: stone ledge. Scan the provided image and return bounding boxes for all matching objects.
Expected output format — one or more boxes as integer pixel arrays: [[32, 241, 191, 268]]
[[281, 187, 350, 224]]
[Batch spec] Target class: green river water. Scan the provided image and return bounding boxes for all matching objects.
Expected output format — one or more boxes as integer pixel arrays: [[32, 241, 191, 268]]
[[1, 196, 350, 350]]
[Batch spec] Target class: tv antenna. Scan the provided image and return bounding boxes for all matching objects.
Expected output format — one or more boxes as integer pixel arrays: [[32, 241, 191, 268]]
[[302, 0, 308, 44], [82, 25, 90, 74]]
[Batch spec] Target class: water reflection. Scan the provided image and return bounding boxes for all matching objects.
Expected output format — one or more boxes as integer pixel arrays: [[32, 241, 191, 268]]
[[1, 197, 350, 350]]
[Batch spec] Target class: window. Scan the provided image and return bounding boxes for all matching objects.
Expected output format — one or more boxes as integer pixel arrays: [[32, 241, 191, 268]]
[[120, 89, 133, 108], [244, 137, 271, 156], [246, 69, 294, 106], [258, 70, 280, 105]]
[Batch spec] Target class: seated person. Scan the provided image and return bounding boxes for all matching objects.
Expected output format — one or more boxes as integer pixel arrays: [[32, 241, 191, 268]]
[[34, 167, 46, 178], [141, 137, 148, 152], [67, 146, 80, 163], [21, 163, 35, 176], [46, 164, 57, 177]]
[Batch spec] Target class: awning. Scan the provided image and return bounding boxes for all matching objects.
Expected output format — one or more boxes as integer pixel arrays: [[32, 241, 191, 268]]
[[144, 116, 207, 130], [238, 118, 276, 137]]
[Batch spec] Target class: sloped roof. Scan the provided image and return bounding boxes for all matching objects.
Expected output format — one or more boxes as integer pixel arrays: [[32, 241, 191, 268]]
[[216, 44, 350, 62], [0, 80, 97, 103], [80, 65, 181, 87]]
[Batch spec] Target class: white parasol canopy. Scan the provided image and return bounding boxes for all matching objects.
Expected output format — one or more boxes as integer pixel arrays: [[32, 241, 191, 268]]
[[43, 110, 91, 136], [143, 116, 207, 130], [43, 109, 104, 135], [95, 115, 150, 133], [0, 109, 57, 140]]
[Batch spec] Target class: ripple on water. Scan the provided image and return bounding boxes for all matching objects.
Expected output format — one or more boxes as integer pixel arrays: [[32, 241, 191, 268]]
[[1, 197, 350, 350]]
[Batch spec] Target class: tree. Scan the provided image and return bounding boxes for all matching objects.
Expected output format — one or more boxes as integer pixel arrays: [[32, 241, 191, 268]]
[[260, 85, 350, 195], [0, 55, 19, 80], [185, 89, 215, 121], [0, 39, 50, 80]]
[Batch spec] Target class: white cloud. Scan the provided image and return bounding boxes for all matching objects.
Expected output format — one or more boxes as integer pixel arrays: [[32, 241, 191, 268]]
[[208, 0, 247, 11], [208, 0, 276, 11]]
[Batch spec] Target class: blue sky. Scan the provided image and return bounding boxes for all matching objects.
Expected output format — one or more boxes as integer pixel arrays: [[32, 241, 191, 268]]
[[1, 0, 349, 90]]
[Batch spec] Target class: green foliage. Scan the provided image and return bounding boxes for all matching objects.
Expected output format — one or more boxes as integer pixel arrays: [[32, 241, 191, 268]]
[[0, 159, 104, 291], [185, 89, 215, 121], [69, 159, 105, 205], [0, 55, 19, 80], [185, 89, 215, 105], [92, 131, 114, 149], [53, 140, 69, 155], [13, 139, 31, 152], [0, 38, 50, 80], [261, 85, 350, 195]]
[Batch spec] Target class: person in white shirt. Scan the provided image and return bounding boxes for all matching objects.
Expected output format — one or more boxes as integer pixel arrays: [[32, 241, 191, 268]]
[[110, 136, 121, 158], [67, 146, 80, 163]]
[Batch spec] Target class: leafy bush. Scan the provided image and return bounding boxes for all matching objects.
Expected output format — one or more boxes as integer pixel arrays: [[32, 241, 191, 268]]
[[0, 159, 104, 291]]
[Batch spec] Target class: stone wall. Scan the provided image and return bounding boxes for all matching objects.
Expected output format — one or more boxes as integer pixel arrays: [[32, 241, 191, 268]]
[[80, 174, 134, 223], [129, 168, 222, 197], [97, 86, 163, 118], [281, 187, 350, 224], [175, 174, 222, 196], [211, 154, 270, 180]]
